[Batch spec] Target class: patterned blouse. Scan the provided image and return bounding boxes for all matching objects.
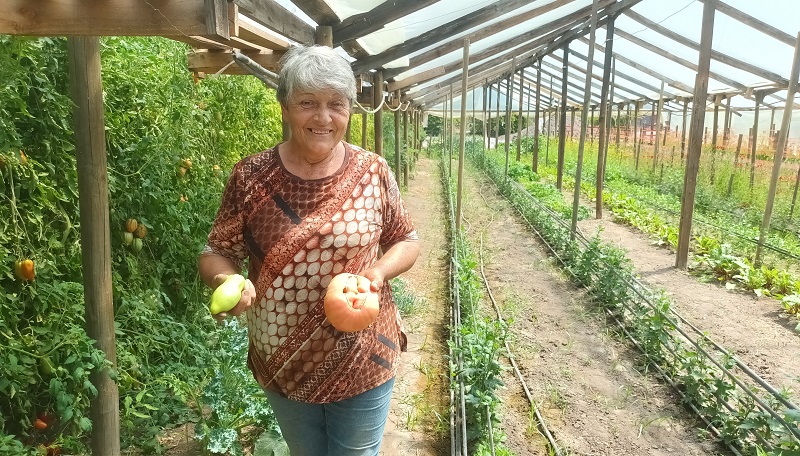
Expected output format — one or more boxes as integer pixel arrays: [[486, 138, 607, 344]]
[[204, 143, 418, 403]]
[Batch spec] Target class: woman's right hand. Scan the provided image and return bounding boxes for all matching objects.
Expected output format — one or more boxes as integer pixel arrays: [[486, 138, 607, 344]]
[[211, 273, 256, 320]]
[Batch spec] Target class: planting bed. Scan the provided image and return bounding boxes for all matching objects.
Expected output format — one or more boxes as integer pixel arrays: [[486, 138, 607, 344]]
[[440, 158, 722, 454]]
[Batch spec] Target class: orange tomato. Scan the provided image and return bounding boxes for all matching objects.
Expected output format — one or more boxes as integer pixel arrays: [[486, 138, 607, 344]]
[[134, 224, 147, 239], [125, 218, 138, 233], [34, 418, 47, 430], [15, 259, 35, 281], [323, 273, 379, 332]]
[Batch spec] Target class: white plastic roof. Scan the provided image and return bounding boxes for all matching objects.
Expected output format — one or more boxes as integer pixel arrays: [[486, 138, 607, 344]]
[[268, 0, 798, 135]]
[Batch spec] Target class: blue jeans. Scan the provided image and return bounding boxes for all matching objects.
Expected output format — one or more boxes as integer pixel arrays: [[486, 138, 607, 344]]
[[264, 378, 395, 456]]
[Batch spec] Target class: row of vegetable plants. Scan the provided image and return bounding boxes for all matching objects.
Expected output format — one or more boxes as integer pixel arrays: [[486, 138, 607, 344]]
[[468, 142, 800, 454], [436, 144, 513, 456], [0, 34, 408, 455], [481, 134, 800, 329]]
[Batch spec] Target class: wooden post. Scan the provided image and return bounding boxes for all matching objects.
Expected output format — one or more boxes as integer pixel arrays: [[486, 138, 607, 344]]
[[596, 18, 615, 217], [516, 69, 524, 161], [769, 107, 777, 144], [615, 104, 621, 154], [572, 0, 600, 238], [373, 71, 383, 156], [495, 80, 502, 146], [570, 109, 576, 139], [727, 133, 744, 196], [403, 108, 409, 186], [456, 38, 469, 232], [653, 79, 665, 173], [483, 84, 492, 150], [680, 98, 689, 161], [449, 83, 454, 173], [676, 0, 716, 270], [749, 92, 763, 190], [633, 101, 640, 156], [755, 32, 800, 265], [504, 60, 514, 178], [483, 83, 488, 152], [710, 93, 722, 184], [67, 36, 121, 456], [533, 64, 542, 172], [394, 99, 401, 178], [315, 25, 333, 47], [546, 76, 553, 167], [361, 112, 367, 149], [723, 94, 732, 147], [649, 103, 655, 145], [557, 43, 569, 190]]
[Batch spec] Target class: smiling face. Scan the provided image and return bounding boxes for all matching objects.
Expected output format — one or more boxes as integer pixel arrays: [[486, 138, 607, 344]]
[[282, 89, 351, 160]]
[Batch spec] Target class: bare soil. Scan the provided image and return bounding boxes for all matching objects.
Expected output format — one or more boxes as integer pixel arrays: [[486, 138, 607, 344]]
[[381, 155, 450, 456]]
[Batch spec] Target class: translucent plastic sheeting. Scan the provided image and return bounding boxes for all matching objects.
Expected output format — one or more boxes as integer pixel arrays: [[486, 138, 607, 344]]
[[273, 0, 798, 137]]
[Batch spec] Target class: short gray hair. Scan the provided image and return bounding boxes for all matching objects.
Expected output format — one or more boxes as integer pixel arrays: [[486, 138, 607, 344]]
[[276, 45, 356, 108]]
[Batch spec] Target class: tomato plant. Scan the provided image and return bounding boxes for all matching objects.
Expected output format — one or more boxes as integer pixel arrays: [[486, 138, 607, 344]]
[[0, 34, 283, 453]]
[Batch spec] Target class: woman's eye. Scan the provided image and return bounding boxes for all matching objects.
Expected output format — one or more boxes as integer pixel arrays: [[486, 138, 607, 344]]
[[299, 100, 315, 108]]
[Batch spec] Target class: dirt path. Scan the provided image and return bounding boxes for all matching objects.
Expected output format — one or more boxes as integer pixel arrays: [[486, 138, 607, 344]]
[[577, 216, 800, 395], [455, 162, 722, 455], [381, 157, 450, 455]]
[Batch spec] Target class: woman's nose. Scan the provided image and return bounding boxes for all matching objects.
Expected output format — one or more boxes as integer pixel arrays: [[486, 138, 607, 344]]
[[313, 106, 332, 122]]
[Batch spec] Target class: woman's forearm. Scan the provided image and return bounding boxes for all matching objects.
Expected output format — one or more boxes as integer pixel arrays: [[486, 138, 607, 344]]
[[198, 252, 241, 288]]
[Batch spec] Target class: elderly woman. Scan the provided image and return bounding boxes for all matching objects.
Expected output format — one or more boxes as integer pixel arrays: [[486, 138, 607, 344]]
[[198, 45, 420, 455]]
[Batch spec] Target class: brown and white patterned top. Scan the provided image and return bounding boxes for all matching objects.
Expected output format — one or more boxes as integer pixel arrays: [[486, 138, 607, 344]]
[[204, 143, 417, 403]]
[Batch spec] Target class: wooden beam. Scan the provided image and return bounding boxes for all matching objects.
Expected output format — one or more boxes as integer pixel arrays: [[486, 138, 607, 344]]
[[388, 66, 446, 92], [232, 7, 290, 51], [549, 52, 650, 101], [579, 35, 692, 94], [624, 9, 789, 87], [188, 50, 283, 74], [205, 0, 229, 39], [501, 0, 644, 83], [403, 20, 578, 101], [566, 47, 663, 95], [538, 60, 606, 104], [351, 0, 538, 74], [233, 0, 314, 45], [383, 0, 606, 81], [291, 0, 339, 26], [615, 27, 747, 91], [697, 0, 796, 47], [1, 0, 207, 36], [334, 0, 441, 46]]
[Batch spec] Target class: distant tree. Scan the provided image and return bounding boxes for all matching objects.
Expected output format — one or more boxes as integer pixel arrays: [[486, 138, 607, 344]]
[[426, 114, 443, 137]]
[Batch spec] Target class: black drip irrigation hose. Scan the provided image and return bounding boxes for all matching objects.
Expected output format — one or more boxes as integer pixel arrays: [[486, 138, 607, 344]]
[[478, 156, 800, 453]]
